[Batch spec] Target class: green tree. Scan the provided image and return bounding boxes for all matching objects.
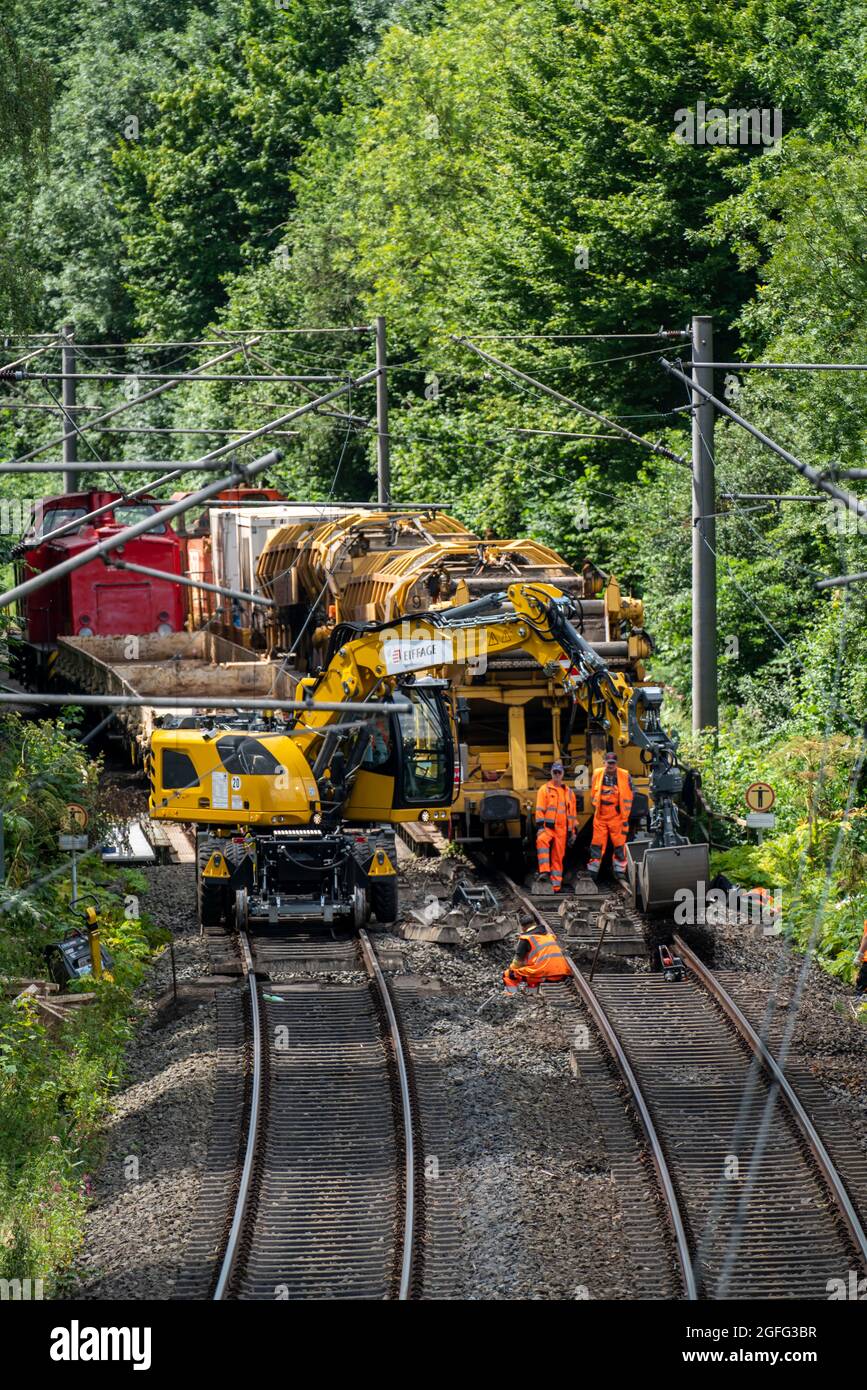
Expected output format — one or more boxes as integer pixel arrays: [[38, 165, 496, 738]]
[[0, 1, 53, 325]]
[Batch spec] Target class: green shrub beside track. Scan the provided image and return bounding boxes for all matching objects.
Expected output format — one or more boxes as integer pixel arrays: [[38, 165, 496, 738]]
[[0, 715, 168, 1292], [688, 725, 867, 992]]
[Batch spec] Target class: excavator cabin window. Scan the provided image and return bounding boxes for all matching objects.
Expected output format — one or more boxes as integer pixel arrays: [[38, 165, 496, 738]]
[[390, 686, 453, 807]]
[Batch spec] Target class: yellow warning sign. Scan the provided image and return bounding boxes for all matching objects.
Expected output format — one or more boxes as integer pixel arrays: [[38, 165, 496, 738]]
[[745, 782, 775, 813]]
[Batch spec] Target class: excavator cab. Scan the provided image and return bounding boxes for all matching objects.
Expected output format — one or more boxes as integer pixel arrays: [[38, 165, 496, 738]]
[[345, 680, 456, 822]]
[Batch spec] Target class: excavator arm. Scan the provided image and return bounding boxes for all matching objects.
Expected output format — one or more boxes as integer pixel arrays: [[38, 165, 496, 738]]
[[304, 580, 634, 749]]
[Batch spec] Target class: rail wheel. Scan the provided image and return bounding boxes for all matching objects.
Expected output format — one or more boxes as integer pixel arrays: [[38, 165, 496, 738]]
[[352, 884, 369, 930], [235, 887, 249, 932]]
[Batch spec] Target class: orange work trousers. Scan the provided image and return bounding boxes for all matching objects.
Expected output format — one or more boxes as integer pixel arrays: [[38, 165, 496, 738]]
[[588, 807, 627, 876], [537, 825, 567, 891]]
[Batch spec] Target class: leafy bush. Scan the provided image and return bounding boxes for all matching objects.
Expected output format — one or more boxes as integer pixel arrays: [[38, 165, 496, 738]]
[[0, 718, 167, 1288]]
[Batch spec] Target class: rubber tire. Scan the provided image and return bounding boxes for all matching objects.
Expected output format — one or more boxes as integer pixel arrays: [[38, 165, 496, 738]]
[[369, 875, 399, 924], [197, 835, 226, 930]]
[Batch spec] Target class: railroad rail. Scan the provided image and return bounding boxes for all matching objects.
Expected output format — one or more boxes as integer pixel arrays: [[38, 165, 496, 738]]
[[209, 928, 422, 1301], [499, 872, 867, 1300]]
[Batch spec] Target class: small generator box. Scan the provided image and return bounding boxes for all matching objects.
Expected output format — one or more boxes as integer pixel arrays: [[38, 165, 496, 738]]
[[45, 932, 113, 984]]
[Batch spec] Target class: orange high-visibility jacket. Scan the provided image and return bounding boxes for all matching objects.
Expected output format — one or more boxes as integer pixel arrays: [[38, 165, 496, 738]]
[[535, 781, 577, 832], [591, 766, 633, 820], [511, 930, 569, 984]]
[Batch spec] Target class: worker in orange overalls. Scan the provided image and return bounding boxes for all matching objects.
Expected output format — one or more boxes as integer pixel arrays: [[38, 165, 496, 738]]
[[535, 760, 577, 893], [503, 922, 571, 994], [855, 921, 867, 998], [588, 751, 634, 882]]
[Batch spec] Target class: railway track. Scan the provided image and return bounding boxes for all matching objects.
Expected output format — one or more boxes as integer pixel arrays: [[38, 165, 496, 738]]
[[191, 928, 423, 1301], [500, 872, 867, 1300]]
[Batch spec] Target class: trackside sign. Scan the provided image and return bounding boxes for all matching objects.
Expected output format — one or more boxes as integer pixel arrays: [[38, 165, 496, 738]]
[[382, 638, 454, 674]]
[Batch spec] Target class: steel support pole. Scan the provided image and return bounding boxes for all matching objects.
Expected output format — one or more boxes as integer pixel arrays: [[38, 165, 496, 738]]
[[375, 316, 390, 504], [691, 315, 718, 732], [62, 324, 77, 493]]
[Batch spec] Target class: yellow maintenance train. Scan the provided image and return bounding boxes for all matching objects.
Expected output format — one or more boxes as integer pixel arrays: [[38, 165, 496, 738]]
[[252, 508, 654, 853], [147, 582, 706, 932]]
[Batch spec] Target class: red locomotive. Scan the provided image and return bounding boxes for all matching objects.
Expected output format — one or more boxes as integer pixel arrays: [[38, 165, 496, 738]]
[[13, 491, 186, 684]]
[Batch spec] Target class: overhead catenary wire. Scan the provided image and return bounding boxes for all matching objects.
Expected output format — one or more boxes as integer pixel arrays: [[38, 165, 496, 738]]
[[224, 335, 367, 430], [452, 335, 691, 468], [0, 338, 63, 373], [660, 357, 867, 522], [462, 330, 690, 341], [2, 327, 372, 348], [690, 360, 867, 371], [18, 370, 344, 384], [0, 459, 293, 477], [65, 426, 307, 437], [670, 365, 834, 577], [0, 364, 380, 609], [722, 493, 829, 503], [387, 344, 686, 376], [4, 337, 264, 468]]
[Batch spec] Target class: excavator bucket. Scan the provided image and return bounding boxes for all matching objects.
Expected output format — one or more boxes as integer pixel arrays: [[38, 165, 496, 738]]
[[626, 838, 710, 914]]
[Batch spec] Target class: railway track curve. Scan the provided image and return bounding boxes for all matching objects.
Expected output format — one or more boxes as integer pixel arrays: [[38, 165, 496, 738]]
[[502, 873, 867, 1300]]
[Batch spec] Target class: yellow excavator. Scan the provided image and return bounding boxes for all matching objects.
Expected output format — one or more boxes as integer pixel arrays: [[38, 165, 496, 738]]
[[147, 582, 708, 930]]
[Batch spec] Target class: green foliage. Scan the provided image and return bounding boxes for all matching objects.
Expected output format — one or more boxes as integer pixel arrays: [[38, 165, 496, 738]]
[[0, 716, 167, 1288], [0, 0, 53, 326], [697, 724, 867, 982]]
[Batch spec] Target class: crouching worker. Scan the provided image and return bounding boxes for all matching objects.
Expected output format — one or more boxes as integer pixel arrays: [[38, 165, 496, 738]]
[[588, 751, 633, 882], [502, 921, 571, 995]]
